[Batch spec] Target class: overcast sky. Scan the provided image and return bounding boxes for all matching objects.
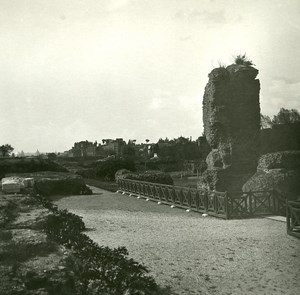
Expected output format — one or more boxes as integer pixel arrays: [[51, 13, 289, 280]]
[[1, 0, 300, 153]]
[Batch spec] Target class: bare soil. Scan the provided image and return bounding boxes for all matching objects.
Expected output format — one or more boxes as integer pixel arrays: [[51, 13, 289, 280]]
[[54, 186, 300, 295]]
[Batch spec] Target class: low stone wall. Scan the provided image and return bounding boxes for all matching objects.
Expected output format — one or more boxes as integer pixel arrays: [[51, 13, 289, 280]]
[[5, 172, 92, 196]]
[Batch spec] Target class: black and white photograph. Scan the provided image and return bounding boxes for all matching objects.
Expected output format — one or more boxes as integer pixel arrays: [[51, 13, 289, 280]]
[[0, 1, 299, 294]]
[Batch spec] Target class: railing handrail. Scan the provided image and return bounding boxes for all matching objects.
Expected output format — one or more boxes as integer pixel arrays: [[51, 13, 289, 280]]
[[118, 178, 226, 195], [118, 178, 287, 219], [118, 178, 282, 196], [287, 200, 300, 207]]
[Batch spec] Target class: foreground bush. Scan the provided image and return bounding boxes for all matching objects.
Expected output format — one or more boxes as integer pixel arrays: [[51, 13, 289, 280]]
[[123, 171, 174, 185], [34, 193, 162, 294]]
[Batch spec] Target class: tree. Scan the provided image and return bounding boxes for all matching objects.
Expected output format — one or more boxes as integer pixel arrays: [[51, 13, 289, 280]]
[[47, 152, 57, 160], [272, 108, 300, 125], [122, 145, 136, 161], [0, 144, 14, 157], [260, 114, 272, 129]]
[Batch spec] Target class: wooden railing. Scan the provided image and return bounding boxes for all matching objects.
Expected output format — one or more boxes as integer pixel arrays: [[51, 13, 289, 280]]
[[117, 179, 286, 219], [287, 201, 300, 238], [227, 190, 286, 219]]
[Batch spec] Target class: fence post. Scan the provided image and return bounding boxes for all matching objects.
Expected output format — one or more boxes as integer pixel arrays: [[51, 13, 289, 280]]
[[204, 190, 208, 213], [249, 190, 253, 216], [286, 199, 290, 234], [225, 191, 229, 219], [272, 190, 277, 214], [188, 189, 191, 208], [214, 192, 217, 214]]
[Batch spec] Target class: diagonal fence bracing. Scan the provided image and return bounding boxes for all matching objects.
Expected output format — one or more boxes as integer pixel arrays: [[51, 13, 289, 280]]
[[117, 179, 286, 220]]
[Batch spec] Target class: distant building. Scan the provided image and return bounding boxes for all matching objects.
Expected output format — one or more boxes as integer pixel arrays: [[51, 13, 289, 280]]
[[102, 138, 126, 158], [86, 146, 96, 157], [72, 140, 98, 157]]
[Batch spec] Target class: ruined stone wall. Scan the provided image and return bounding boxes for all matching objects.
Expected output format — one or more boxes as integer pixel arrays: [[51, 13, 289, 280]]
[[199, 64, 261, 191], [243, 151, 300, 201]]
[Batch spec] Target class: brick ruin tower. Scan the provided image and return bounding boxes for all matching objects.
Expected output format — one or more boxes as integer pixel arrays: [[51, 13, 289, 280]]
[[199, 62, 261, 191]]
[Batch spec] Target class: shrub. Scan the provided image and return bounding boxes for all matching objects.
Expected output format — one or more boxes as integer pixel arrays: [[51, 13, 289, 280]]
[[0, 200, 18, 227], [32, 173, 92, 196], [124, 171, 174, 185], [114, 169, 131, 181]]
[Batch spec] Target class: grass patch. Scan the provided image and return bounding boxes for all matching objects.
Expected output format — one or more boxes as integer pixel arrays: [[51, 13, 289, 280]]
[[0, 200, 18, 227], [0, 240, 58, 264], [0, 230, 12, 241]]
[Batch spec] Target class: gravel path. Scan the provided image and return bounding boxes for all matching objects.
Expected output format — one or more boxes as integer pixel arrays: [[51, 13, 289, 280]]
[[54, 186, 300, 295]]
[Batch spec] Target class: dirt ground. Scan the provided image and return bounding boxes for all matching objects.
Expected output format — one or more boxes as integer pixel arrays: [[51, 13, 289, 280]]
[[54, 186, 300, 295]]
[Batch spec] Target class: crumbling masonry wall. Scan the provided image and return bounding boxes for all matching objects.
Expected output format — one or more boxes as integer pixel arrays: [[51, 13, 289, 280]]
[[199, 64, 261, 191]]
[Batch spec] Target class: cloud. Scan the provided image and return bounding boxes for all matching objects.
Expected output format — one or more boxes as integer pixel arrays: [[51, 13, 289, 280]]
[[148, 90, 172, 110], [260, 78, 300, 117], [272, 76, 300, 85], [145, 90, 203, 141], [190, 10, 226, 23], [105, 0, 136, 12], [175, 9, 227, 25], [179, 35, 192, 42], [149, 97, 163, 110], [231, 15, 243, 23]]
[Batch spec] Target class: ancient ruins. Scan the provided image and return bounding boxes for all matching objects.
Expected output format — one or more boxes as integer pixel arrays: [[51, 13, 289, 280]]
[[199, 63, 261, 191]]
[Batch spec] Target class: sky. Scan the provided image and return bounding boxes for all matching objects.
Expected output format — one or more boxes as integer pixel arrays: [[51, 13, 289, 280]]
[[0, 0, 300, 153]]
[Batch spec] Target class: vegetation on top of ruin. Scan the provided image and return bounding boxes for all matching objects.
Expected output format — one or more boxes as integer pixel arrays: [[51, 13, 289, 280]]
[[217, 61, 227, 68], [212, 54, 255, 71], [234, 53, 255, 66]]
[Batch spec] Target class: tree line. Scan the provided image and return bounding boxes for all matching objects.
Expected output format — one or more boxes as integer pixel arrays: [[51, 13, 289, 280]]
[[0, 144, 14, 157], [261, 108, 300, 129]]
